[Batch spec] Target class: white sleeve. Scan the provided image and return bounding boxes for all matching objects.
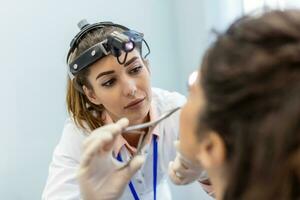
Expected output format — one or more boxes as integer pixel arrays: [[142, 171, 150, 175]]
[[42, 120, 86, 200]]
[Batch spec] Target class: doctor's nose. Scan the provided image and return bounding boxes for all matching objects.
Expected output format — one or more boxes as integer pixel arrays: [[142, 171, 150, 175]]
[[123, 79, 137, 98]]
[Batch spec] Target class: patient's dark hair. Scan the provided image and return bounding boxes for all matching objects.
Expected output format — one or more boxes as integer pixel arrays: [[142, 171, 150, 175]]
[[200, 10, 300, 200]]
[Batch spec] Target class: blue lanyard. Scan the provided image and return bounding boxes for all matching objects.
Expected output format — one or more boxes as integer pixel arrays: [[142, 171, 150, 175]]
[[117, 135, 158, 200]]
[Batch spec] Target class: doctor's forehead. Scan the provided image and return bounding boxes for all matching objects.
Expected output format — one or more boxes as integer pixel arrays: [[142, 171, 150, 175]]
[[89, 52, 143, 78], [101, 50, 142, 67]]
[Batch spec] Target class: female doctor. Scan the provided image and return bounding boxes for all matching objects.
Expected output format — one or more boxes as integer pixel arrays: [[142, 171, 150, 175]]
[[42, 20, 209, 200]]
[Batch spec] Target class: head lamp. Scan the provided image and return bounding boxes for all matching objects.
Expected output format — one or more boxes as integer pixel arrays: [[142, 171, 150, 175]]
[[66, 19, 150, 79], [109, 31, 135, 53]]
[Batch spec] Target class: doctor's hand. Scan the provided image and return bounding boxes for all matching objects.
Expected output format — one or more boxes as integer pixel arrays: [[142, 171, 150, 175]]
[[77, 118, 145, 200], [168, 140, 206, 185]]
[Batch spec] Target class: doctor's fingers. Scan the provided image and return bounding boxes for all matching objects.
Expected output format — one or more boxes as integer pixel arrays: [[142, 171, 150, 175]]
[[174, 141, 198, 169], [169, 159, 194, 178], [174, 140, 190, 167], [83, 118, 129, 149], [100, 118, 129, 134], [118, 155, 145, 180], [168, 162, 187, 185], [80, 131, 115, 168], [173, 154, 189, 170]]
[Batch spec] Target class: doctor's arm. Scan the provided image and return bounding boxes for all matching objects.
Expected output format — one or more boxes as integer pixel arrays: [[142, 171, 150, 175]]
[[42, 121, 86, 200]]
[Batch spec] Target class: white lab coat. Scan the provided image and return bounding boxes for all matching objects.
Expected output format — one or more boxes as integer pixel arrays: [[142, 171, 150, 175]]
[[42, 88, 186, 200]]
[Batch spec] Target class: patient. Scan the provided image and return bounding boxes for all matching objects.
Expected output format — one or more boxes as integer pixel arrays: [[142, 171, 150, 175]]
[[179, 9, 300, 200]]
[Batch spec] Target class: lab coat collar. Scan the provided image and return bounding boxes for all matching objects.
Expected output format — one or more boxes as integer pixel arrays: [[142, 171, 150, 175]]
[[100, 103, 159, 156]]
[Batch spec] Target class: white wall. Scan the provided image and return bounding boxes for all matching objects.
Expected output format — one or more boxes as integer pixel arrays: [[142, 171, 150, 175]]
[[1, 0, 246, 199], [171, 0, 244, 94]]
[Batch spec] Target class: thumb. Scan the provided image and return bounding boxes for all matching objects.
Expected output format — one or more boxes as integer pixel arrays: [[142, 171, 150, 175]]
[[116, 118, 129, 130], [121, 155, 145, 179], [174, 140, 180, 152], [174, 140, 183, 157], [173, 140, 190, 167]]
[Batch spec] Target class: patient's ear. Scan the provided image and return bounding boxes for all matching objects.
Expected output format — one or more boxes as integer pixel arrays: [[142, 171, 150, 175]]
[[82, 85, 101, 105], [196, 132, 226, 169]]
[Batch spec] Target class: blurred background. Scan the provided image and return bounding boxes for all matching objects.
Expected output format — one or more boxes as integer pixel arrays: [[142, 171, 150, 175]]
[[1, 0, 300, 199]]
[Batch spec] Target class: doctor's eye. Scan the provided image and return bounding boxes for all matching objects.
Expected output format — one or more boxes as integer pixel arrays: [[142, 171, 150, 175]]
[[129, 66, 143, 75], [101, 78, 116, 87]]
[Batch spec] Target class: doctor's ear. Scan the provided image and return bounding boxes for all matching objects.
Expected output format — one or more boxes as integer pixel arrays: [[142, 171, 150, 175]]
[[82, 85, 101, 105], [196, 132, 226, 169]]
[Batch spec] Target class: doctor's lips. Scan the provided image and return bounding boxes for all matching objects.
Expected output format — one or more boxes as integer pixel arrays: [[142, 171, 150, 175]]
[[124, 97, 145, 109]]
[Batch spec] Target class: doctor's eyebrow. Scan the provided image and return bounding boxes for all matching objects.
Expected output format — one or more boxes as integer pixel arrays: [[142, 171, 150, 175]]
[[95, 56, 139, 80], [124, 56, 139, 67], [96, 70, 115, 80]]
